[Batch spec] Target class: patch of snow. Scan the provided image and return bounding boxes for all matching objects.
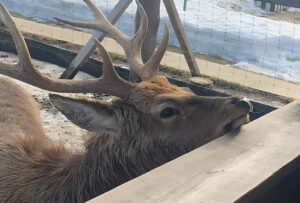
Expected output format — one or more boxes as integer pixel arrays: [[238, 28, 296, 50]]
[[288, 7, 300, 13], [1, 0, 300, 82]]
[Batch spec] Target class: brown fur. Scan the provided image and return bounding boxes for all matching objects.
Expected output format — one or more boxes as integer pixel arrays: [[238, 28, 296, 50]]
[[0, 79, 46, 141], [0, 1, 251, 201], [0, 75, 251, 203]]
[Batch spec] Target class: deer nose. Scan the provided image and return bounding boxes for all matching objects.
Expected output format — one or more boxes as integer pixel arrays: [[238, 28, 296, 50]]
[[231, 98, 253, 112]]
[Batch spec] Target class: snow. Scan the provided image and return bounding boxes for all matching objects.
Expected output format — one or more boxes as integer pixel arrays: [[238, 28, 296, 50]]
[[1, 0, 300, 83], [288, 7, 300, 12]]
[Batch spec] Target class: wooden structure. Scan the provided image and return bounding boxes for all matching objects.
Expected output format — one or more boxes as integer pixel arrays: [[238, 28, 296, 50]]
[[163, 0, 200, 76], [59, 0, 132, 79], [88, 99, 300, 202], [255, 0, 300, 12], [259, 0, 300, 8], [60, 0, 200, 79]]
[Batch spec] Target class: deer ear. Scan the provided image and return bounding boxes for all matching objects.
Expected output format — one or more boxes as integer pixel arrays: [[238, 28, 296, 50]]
[[49, 94, 118, 133]]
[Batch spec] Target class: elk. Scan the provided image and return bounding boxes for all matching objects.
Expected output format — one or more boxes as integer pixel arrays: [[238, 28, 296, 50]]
[[0, 1, 252, 202]]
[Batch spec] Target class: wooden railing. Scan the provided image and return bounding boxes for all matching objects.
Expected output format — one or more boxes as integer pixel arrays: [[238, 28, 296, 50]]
[[88, 100, 300, 202]]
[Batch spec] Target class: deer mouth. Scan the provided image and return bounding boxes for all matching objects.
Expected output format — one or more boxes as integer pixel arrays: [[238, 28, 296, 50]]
[[223, 98, 252, 133], [224, 114, 250, 133]]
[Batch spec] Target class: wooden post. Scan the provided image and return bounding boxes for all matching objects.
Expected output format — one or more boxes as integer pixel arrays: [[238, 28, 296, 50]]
[[135, 0, 161, 63], [61, 0, 203, 80], [183, 0, 188, 11], [60, 0, 133, 79], [265, 2, 271, 11], [255, 1, 262, 7], [131, 0, 161, 82], [163, 0, 201, 76]]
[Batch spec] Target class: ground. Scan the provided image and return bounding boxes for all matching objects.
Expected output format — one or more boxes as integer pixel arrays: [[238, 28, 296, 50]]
[[270, 10, 300, 24]]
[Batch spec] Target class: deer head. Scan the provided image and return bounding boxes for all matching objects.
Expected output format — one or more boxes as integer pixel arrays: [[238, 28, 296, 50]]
[[0, 0, 252, 150]]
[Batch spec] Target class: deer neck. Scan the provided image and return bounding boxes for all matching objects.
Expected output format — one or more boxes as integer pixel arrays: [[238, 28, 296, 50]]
[[1, 123, 187, 203], [73, 133, 187, 201], [2, 105, 186, 202]]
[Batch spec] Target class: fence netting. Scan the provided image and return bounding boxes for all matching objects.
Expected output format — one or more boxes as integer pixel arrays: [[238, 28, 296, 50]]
[[1, 0, 300, 99]]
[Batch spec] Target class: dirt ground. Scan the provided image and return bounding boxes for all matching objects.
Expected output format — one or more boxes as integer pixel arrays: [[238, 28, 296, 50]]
[[270, 10, 300, 24]]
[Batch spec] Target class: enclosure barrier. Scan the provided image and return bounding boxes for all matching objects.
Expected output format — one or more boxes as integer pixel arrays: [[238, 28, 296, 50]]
[[88, 99, 300, 202], [1, 16, 299, 203], [0, 30, 299, 202], [2, 16, 299, 99], [255, 0, 300, 12], [255, 1, 289, 12]]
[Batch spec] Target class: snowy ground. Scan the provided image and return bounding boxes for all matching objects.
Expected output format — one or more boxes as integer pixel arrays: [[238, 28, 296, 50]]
[[1, 0, 300, 83]]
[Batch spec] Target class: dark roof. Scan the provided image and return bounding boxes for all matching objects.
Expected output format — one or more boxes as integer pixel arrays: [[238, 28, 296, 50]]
[[261, 0, 300, 8]]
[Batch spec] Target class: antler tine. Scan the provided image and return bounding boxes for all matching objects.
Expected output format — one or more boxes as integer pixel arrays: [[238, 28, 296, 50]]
[[0, 3, 33, 71], [91, 39, 134, 96], [143, 24, 169, 77], [55, 0, 169, 81], [54, 0, 130, 50], [0, 3, 133, 98]]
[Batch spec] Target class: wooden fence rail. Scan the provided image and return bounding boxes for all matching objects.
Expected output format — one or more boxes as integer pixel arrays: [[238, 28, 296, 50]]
[[89, 99, 300, 202]]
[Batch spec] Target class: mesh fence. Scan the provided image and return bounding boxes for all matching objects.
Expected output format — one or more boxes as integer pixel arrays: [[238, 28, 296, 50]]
[[1, 0, 300, 99]]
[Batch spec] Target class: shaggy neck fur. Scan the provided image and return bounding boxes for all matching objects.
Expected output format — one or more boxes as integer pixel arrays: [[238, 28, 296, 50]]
[[77, 134, 186, 202], [0, 105, 187, 203], [0, 135, 186, 203]]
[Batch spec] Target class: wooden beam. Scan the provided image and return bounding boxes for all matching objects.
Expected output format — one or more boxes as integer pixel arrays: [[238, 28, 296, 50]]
[[163, 0, 200, 76], [60, 0, 133, 79], [88, 100, 300, 202]]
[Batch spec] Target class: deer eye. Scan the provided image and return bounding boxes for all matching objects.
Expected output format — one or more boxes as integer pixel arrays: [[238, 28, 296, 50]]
[[160, 107, 179, 119]]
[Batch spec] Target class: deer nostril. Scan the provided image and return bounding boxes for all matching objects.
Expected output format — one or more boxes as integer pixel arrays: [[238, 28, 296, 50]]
[[231, 98, 253, 112]]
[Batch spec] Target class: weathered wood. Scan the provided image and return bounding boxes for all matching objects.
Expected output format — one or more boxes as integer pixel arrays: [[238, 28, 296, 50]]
[[88, 100, 300, 202], [163, 0, 201, 76], [135, 0, 161, 63], [189, 76, 213, 87], [130, 0, 161, 82], [60, 0, 133, 79]]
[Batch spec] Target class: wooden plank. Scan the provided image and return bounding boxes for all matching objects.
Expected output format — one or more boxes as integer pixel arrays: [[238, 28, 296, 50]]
[[88, 100, 300, 202], [60, 0, 133, 79], [163, 0, 201, 76]]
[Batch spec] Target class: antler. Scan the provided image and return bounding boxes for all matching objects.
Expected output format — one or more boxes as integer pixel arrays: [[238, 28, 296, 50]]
[[0, 3, 133, 98], [55, 0, 169, 80]]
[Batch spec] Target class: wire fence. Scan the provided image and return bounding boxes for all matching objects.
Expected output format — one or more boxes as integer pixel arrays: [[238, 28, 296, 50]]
[[1, 0, 300, 99]]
